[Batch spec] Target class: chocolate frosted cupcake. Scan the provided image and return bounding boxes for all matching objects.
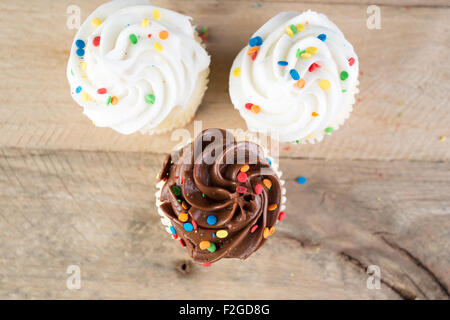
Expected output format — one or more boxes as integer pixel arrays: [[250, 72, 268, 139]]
[[155, 129, 286, 265]]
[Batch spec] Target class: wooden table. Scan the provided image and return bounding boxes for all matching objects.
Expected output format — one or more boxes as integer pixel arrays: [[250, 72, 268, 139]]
[[0, 0, 449, 299]]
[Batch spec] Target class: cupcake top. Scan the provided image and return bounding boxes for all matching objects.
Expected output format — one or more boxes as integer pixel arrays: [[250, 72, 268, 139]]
[[157, 129, 284, 264], [67, 0, 210, 134], [229, 11, 359, 142]]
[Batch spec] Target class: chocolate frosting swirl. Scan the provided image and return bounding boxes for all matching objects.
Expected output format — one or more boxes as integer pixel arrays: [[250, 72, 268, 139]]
[[158, 129, 283, 264]]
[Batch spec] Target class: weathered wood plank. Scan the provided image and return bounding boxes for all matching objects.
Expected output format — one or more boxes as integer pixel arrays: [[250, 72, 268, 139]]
[[0, 0, 448, 160], [0, 148, 448, 299]]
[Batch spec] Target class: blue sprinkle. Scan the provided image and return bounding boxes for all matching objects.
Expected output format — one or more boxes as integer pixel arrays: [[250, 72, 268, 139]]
[[206, 215, 217, 225], [76, 48, 85, 57], [290, 69, 300, 81], [296, 176, 307, 185], [75, 86, 82, 94], [75, 39, 85, 49], [317, 34, 327, 41], [277, 61, 288, 66], [266, 157, 272, 165], [170, 226, 176, 235], [212, 233, 216, 238], [249, 36, 263, 47], [184, 222, 193, 232]]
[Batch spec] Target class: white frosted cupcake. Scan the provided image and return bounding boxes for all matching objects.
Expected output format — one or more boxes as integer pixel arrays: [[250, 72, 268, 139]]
[[229, 11, 359, 143], [67, 0, 210, 135]]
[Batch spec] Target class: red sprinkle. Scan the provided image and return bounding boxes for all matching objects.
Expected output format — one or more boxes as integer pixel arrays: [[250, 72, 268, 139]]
[[179, 239, 186, 247], [192, 220, 197, 230], [93, 36, 101, 47], [237, 172, 248, 183], [148, 34, 152, 38], [348, 57, 355, 66], [252, 51, 258, 61], [97, 88, 107, 94], [245, 103, 253, 110], [202, 262, 212, 267], [254, 184, 263, 195], [250, 225, 258, 233], [308, 62, 320, 72], [180, 177, 184, 184], [173, 234, 178, 240], [236, 186, 247, 193], [278, 211, 286, 221]]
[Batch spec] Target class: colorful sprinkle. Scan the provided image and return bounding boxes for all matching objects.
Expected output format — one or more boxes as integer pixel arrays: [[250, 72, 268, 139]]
[[247, 46, 259, 55], [251, 105, 261, 114], [207, 243, 216, 253], [179, 239, 186, 247], [300, 53, 311, 59], [324, 127, 333, 133], [308, 62, 320, 72], [201, 193, 206, 198], [233, 68, 241, 77], [340, 71, 349, 81], [248, 36, 263, 47], [254, 184, 263, 195], [263, 226, 275, 238], [348, 57, 355, 66], [192, 220, 198, 230], [184, 222, 193, 232], [440, 136, 446, 141], [75, 86, 82, 94], [93, 36, 101, 47], [153, 9, 161, 21], [266, 157, 272, 165], [296, 176, 307, 184], [202, 262, 211, 267], [263, 179, 272, 189], [97, 88, 107, 94], [268, 204, 278, 211], [199, 240, 211, 250], [245, 103, 253, 110], [170, 226, 176, 235], [129, 34, 138, 45], [206, 215, 217, 225], [145, 93, 156, 104], [240, 165, 250, 173], [236, 186, 247, 193], [91, 18, 102, 27], [111, 96, 118, 105], [181, 201, 188, 210], [216, 230, 228, 238], [250, 225, 258, 233], [278, 211, 286, 221], [311, 112, 318, 117], [317, 34, 327, 41], [285, 26, 293, 37], [172, 185, 182, 196], [75, 39, 85, 49], [290, 69, 300, 81], [141, 18, 149, 28], [154, 42, 163, 51], [296, 49, 305, 58], [306, 46, 318, 54], [106, 96, 112, 106], [296, 23, 305, 32], [76, 48, 85, 57], [295, 79, 306, 89], [159, 30, 169, 40], [81, 92, 89, 102], [290, 24, 297, 34], [277, 61, 288, 66], [237, 172, 248, 183], [319, 79, 330, 90]]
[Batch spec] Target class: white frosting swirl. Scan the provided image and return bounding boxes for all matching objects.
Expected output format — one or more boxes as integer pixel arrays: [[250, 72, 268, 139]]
[[67, 0, 210, 134], [229, 11, 359, 142]]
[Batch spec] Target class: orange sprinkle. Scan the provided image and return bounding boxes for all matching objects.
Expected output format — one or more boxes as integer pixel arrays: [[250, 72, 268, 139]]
[[312, 112, 319, 117], [159, 30, 169, 40], [295, 79, 306, 89], [251, 105, 261, 114], [268, 203, 277, 211], [111, 96, 118, 105], [263, 179, 272, 189], [247, 46, 259, 55], [263, 226, 275, 238], [178, 213, 189, 222], [181, 201, 188, 210], [240, 165, 250, 173], [199, 240, 211, 250]]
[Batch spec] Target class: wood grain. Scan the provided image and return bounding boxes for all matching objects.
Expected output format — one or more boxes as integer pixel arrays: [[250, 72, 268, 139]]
[[0, 148, 448, 299], [0, 0, 448, 160]]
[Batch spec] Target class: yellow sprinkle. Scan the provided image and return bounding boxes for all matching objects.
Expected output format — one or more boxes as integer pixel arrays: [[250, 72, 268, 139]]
[[295, 79, 305, 89], [233, 67, 241, 77], [154, 42, 163, 51], [91, 18, 102, 27], [80, 61, 87, 71], [263, 226, 275, 238], [440, 136, 446, 141], [320, 79, 331, 90], [300, 53, 312, 59], [81, 92, 89, 102], [199, 240, 211, 250], [153, 9, 161, 21], [285, 26, 293, 37], [296, 23, 305, 32], [240, 165, 249, 173], [141, 18, 149, 28], [178, 213, 189, 222], [251, 105, 261, 114], [306, 46, 318, 54], [307, 134, 314, 139], [263, 179, 272, 189], [216, 230, 228, 238], [268, 203, 277, 211]]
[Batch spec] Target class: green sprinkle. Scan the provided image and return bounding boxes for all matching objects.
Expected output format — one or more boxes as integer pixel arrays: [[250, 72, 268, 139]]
[[290, 24, 297, 34], [296, 49, 305, 58], [342, 89, 347, 93], [106, 96, 112, 106], [71, 69, 74, 76], [145, 93, 155, 104], [172, 185, 182, 196], [340, 71, 349, 81], [201, 193, 206, 198], [207, 243, 216, 253], [296, 140, 300, 144], [325, 127, 334, 133], [178, 199, 181, 203], [129, 34, 138, 44]]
